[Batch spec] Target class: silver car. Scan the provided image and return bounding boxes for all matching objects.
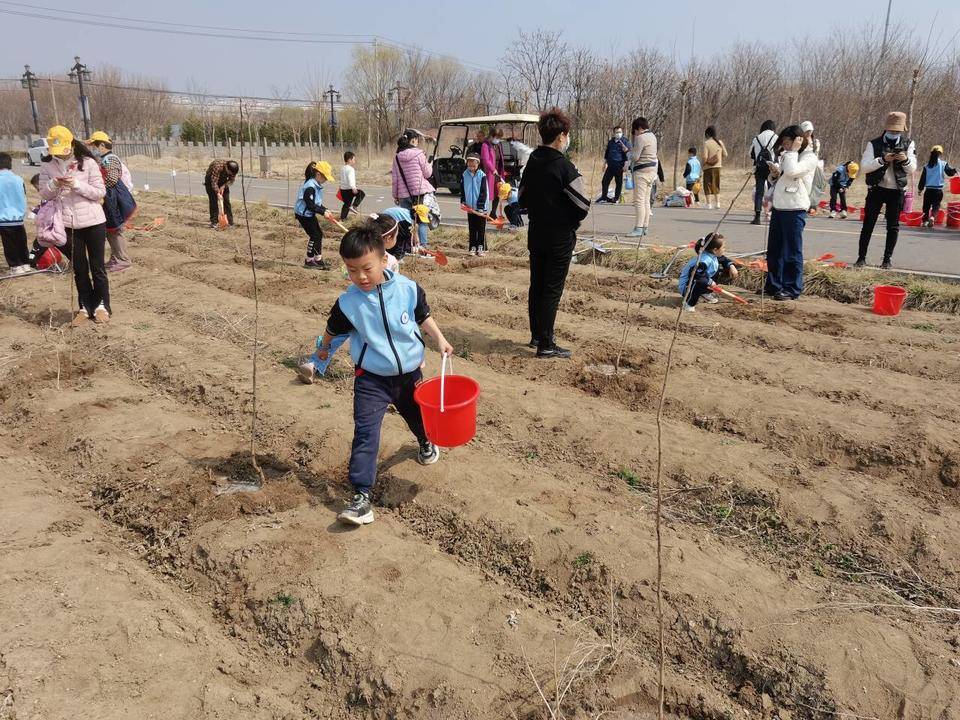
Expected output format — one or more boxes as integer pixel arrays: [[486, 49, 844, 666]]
[[26, 138, 48, 165]]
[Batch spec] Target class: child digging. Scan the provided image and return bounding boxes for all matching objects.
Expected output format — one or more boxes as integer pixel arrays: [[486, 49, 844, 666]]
[[677, 232, 738, 312], [828, 161, 858, 218], [294, 160, 336, 269], [339, 151, 366, 220], [314, 223, 453, 525], [461, 152, 489, 256]]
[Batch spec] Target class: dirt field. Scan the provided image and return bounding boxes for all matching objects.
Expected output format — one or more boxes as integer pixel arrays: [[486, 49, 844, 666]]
[[1, 192, 959, 720]]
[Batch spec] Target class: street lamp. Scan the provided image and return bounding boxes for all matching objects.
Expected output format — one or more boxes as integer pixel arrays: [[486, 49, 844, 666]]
[[387, 84, 408, 132], [20, 64, 40, 135], [68, 55, 93, 139], [324, 84, 341, 131]]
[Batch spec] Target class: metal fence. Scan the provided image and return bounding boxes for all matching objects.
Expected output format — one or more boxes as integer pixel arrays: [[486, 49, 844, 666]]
[[112, 141, 161, 159]]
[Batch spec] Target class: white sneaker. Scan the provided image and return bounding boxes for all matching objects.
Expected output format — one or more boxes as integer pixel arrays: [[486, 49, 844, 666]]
[[9, 265, 29, 275], [93, 304, 110, 324], [828, 211, 836, 219], [297, 360, 316, 384], [704, 294, 719, 304], [682, 303, 696, 312], [840, 211, 847, 219]]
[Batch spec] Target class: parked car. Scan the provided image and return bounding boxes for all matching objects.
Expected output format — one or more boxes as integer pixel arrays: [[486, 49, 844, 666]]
[[26, 138, 48, 165], [428, 113, 539, 195]]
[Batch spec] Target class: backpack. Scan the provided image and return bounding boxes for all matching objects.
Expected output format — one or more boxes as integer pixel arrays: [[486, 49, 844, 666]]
[[35, 199, 66, 248], [753, 135, 774, 176]]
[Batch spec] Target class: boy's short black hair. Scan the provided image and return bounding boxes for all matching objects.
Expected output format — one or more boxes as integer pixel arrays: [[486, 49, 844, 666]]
[[688, 147, 697, 154], [340, 224, 385, 259], [538, 107, 571, 144], [29, 173, 40, 188], [344, 151, 355, 162], [0, 153, 11, 170]]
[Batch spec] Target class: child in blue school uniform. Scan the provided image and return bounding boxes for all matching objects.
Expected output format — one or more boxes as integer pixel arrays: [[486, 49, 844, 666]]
[[460, 152, 489, 256], [918, 145, 957, 227], [312, 223, 454, 526], [677, 233, 738, 312]]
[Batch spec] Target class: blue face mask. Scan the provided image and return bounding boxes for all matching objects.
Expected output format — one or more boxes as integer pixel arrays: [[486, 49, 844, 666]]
[[884, 132, 901, 143]]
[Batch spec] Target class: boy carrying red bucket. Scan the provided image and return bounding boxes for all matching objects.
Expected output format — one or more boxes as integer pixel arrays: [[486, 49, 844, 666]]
[[313, 223, 454, 526]]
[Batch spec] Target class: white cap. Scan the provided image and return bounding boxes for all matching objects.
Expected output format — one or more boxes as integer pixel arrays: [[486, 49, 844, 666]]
[[799, 120, 814, 133]]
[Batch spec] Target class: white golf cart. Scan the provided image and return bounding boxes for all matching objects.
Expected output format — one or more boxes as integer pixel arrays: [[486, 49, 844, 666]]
[[428, 113, 539, 195]]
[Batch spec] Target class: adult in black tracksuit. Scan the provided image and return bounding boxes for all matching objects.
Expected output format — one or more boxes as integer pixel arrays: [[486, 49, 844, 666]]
[[518, 108, 590, 359], [856, 111, 917, 269]]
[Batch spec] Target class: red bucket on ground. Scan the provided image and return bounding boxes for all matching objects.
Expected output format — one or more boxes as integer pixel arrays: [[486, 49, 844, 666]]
[[934, 209, 946, 225], [948, 202, 960, 229], [872, 285, 907, 316], [818, 200, 828, 209], [949, 176, 960, 194], [900, 211, 924, 227], [845, 205, 857, 214], [414, 357, 480, 448]]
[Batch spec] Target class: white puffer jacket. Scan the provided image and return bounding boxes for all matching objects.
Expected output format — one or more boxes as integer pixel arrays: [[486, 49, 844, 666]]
[[770, 149, 818, 211], [39, 156, 106, 230]]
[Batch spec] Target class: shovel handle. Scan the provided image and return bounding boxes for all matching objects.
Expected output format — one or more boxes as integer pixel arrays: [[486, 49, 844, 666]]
[[713, 284, 749, 305]]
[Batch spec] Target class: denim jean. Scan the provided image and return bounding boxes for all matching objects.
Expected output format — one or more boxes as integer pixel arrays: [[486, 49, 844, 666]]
[[765, 209, 805, 297], [398, 196, 429, 246], [349, 368, 427, 493]]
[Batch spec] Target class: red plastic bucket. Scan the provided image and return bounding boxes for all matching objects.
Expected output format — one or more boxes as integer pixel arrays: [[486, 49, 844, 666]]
[[818, 200, 828, 209], [948, 212, 960, 229], [901, 211, 923, 227], [414, 356, 480, 448], [845, 205, 857, 214], [872, 285, 907, 316], [934, 209, 946, 226], [949, 176, 960, 194]]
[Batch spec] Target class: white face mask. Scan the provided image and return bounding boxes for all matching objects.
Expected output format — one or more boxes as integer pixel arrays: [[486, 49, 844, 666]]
[[614, 132, 623, 139], [492, 138, 501, 145]]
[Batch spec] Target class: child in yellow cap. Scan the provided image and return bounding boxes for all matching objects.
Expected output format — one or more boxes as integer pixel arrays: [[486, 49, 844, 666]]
[[918, 145, 957, 228], [294, 160, 336, 269]]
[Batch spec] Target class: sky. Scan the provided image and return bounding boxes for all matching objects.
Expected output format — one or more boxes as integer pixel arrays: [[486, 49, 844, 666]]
[[1, 0, 957, 98]]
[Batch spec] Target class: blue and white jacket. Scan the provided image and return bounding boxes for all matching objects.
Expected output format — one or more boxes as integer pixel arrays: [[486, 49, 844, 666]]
[[294, 178, 326, 218], [0, 169, 27, 227], [325, 270, 430, 376], [460, 168, 489, 214], [918, 159, 957, 191]]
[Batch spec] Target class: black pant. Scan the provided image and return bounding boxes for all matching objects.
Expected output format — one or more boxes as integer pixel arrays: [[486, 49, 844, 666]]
[[0, 225, 29, 267], [528, 231, 575, 349], [753, 174, 768, 214], [600, 164, 624, 202], [339, 188, 366, 220], [296, 215, 324, 258], [858, 186, 903, 262], [922, 188, 943, 221], [829, 184, 847, 212], [205, 182, 233, 225], [685, 182, 699, 203], [685, 274, 715, 306], [349, 369, 426, 493], [491, 194, 501, 218], [69, 224, 109, 315], [504, 202, 524, 227], [467, 213, 486, 251]]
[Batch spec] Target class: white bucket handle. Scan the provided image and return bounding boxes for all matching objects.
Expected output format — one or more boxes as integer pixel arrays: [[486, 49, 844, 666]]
[[440, 353, 452, 413]]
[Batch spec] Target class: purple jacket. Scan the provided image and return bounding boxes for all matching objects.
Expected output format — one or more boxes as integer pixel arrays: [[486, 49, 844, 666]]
[[480, 141, 505, 201], [392, 148, 435, 200]]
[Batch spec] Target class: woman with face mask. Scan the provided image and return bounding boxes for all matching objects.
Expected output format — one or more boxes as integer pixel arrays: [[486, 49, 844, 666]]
[[517, 108, 590, 360], [764, 125, 818, 301], [481, 128, 506, 219], [39, 125, 110, 325]]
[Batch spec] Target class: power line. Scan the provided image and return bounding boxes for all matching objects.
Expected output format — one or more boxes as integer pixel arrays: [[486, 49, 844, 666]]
[[0, 2, 498, 72]]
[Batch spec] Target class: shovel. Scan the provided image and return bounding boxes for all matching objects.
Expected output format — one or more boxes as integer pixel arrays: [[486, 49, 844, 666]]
[[460, 203, 505, 228], [712, 284, 749, 305], [216, 194, 228, 229], [323, 211, 350, 233], [814, 252, 835, 262], [417, 247, 448, 266]]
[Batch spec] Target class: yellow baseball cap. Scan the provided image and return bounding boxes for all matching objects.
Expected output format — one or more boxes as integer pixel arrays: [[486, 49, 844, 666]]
[[931, 145, 944, 154], [847, 162, 859, 178], [86, 130, 112, 144], [312, 160, 335, 182], [411, 204, 430, 224], [46, 125, 74, 157]]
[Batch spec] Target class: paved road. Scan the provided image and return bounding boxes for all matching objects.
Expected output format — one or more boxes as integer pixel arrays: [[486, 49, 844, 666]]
[[18, 162, 960, 276]]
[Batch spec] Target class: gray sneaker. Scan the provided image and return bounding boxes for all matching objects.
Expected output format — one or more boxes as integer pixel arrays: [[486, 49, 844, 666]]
[[338, 491, 374, 525], [417, 438, 440, 465], [297, 360, 316, 384]]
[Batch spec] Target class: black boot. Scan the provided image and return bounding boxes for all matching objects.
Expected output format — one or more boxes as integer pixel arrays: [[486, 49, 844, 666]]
[[750, 212, 761, 225]]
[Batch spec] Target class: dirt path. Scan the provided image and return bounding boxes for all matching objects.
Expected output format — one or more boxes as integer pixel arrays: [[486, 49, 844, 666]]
[[1, 193, 958, 720]]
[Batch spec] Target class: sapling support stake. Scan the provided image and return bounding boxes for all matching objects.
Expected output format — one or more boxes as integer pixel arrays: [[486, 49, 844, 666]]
[[650, 170, 753, 719], [237, 97, 266, 488]]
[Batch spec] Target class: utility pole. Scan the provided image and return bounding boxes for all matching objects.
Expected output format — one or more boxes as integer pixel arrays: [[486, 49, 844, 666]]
[[68, 56, 93, 139], [20, 65, 40, 135], [49, 78, 59, 125], [388, 84, 408, 132], [672, 79, 689, 190], [324, 84, 341, 135]]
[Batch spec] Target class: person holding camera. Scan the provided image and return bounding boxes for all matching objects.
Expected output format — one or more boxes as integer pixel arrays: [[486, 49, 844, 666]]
[[855, 111, 917, 269]]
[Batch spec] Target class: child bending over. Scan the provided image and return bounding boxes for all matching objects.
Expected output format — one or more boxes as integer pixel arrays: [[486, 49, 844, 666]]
[[314, 224, 453, 525], [678, 233, 738, 312], [828, 161, 858, 218]]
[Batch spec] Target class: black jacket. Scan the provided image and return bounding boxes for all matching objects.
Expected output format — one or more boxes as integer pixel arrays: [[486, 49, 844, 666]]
[[518, 146, 590, 250]]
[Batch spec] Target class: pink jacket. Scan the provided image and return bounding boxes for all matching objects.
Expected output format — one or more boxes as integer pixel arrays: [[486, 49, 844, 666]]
[[391, 148, 434, 200], [39, 156, 106, 230], [480, 140, 505, 203]]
